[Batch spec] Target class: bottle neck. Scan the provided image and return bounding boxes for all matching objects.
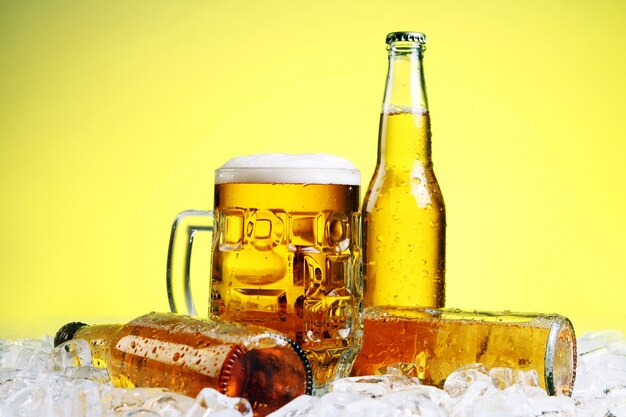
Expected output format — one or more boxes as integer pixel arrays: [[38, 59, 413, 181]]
[[379, 44, 431, 167], [383, 44, 428, 111], [74, 323, 122, 368]]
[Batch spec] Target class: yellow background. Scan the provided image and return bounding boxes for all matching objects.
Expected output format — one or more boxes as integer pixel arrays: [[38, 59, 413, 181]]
[[1, 0, 624, 337]]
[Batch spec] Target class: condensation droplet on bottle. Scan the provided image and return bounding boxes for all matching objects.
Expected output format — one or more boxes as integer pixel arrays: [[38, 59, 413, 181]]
[[430, 221, 436, 228], [411, 177, 421, 185], [422, 270, 429, 277], [425, 203, 433, 210], [376, 235, 384, 243], [407, 244, 414, 252], [172, 352, 181, 362]]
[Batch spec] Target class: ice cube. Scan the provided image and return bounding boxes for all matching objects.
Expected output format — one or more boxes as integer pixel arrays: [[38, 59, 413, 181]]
[[15, 347, 50, 370], [0, 371, 107, 417], [0, 368, 20, 383], [489, 367, 514, 390], [2, 382, 49, 417], [143, 391, 197, 417], [467, 389, 535, 417], [320, 391, 368, 408], [611, 345, 626, 357], [526, 393, 577, 417], [106, 388, 172, 414], [378, 391, 445, 417], [209, 410, 252, 417], [578, 331, 626, 356], [443, 364, 495, 398], [505, 383, 548, 399], [124, 411, 162, 417], [572, 359, 605, 401], [575, 333, 626, 411], [49, 339, 93, 371], [489, 367, 540, 390], [448, 380, 498, 416], [400, 385, 452, 410], [330, 374, 421, 397], [376, 362, 418, 378], [606, 385, 626, 417], [0, 336, 53, 369], [343, 396, 396, 417], [184, 388, 252, 417], [266, 395, 319, 417], [511, 369, 540, 388], [63, 365, 111, 384]]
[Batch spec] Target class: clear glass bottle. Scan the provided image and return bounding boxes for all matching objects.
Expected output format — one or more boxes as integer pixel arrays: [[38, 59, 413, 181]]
[[363, 31, 445, 309], [351, 306, 577, 396], [55, 312, 312, 417]]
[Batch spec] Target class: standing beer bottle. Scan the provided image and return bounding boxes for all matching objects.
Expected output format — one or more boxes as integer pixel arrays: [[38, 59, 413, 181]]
[[54, 312, 312, 417], [363, 32, 445, 308]]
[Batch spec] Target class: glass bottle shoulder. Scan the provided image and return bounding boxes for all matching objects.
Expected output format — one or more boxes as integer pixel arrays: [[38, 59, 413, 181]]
[[363, 162, 444, 215]]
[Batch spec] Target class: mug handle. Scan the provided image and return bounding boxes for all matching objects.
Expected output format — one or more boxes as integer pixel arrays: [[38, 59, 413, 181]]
[[166, 210, 214, 316]]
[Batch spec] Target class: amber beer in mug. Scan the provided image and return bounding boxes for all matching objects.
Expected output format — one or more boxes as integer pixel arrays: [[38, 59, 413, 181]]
[[167, 154, 362, 393]]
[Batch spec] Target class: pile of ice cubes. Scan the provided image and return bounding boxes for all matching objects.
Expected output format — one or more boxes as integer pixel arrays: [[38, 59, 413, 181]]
[[1, 330, 625, 417]]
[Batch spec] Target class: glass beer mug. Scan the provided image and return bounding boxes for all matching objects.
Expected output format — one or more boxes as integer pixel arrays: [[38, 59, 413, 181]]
[[167, 153, 363, 393]]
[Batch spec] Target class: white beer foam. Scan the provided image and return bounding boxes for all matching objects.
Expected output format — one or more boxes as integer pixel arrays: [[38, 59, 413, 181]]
[[216, 153, 360, 185]]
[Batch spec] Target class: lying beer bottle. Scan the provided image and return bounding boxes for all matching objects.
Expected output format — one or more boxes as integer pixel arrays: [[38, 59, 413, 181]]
[[363, 32, 446, 309], [54, 312, 312, 417], [351, 306, 577, 396]]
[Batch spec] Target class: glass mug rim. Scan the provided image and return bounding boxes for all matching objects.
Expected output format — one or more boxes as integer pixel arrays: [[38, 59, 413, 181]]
[[215, 166, 361, 186]]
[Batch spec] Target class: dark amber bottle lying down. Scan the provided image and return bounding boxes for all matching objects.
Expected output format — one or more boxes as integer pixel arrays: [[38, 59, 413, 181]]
[[55, 312, 312, 417], [351, 307, 577, 396]]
